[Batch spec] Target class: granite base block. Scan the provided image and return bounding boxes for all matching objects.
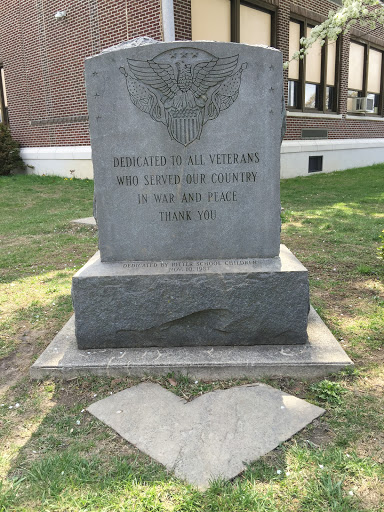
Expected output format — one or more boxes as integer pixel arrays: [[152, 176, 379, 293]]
[[30, 307, 353, 380], [72, 245, 310, 349]]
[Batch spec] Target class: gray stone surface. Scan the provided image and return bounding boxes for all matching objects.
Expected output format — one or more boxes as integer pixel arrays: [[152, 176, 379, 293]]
[[85, 41, 284, 261], [72, 245, 309, 349], [71, 217, 97, 226], [87, 382, 325, 488], [30, 306, 353, 380]]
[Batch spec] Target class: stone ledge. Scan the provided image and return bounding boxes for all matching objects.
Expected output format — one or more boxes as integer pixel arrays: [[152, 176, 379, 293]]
[[281, 138, 384, 153], [286, 112, 342, 120], [30, 307, 353, 380], [71, 217, 97, 226], [20, 146, 92, 161]]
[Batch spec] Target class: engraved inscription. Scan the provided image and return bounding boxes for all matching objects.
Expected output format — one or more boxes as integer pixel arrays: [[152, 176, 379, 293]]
[[119, 48, 248, 146], [113, 150, 260, 222], [122, 258, 268, 274]]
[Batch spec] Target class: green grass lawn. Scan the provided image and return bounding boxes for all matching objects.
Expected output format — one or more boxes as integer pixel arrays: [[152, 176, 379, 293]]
[[0, 167, 383, 511]]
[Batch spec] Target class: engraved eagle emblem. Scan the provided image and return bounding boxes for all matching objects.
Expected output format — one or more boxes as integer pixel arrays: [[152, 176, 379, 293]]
[[119, 48, 248, 146]]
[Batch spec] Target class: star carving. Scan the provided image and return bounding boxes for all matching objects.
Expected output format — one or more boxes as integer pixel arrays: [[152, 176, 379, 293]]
[[169, 51, 199, 60]]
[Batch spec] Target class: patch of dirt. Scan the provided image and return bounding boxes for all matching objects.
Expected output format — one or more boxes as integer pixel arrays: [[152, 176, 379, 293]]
[[271, 378, 309, 398], [295, 418, 336, 448], [359, 371, 384, 393], [0, 330, 51, 395], [359, 349, 384, 366], [257, 446, 285, 469], [51, 376, 139, 408], [356, 480, 384, 510], [355, 432, 384, 464], [85, 434, 139, 460]]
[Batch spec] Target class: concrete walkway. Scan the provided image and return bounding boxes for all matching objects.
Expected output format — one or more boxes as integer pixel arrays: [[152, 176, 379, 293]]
[[87, 382, 324, 488]]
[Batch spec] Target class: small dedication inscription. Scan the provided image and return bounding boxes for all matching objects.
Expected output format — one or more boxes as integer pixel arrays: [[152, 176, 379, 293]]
[[122, 257, 276, 275]]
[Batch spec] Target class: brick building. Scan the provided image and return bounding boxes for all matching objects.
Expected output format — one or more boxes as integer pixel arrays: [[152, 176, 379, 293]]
[[1, 0, 384, 178]]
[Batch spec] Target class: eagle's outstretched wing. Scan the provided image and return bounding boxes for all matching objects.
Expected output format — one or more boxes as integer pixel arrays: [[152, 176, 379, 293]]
[[119, 66, 163, 122], [127, 59, 178, 100], [212, 62, 248, 110], [192, 55, 239, 96]]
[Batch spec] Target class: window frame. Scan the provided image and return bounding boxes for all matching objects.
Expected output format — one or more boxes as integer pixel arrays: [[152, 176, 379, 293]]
[[231, 0, 276, 47], [287, 17, 340, 114], [191, 0, 276, 47], [348, 40, 384, 117], [0, 65, 8, 125]]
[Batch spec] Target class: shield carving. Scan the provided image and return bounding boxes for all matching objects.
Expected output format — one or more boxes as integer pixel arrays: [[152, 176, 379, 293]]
[[166, 106, 203, 146], [119, 48, 247, 146]]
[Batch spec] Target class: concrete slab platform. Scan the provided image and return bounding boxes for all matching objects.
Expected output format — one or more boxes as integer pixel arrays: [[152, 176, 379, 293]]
[[71, 217, 97, 226], [87, 382, 325, 488], [30, 307, 353, 380]]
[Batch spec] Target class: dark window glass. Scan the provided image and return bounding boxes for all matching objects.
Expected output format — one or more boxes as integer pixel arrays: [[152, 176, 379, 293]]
[[305, 83, 321, 109], [326, 86, 334, 111], [308, 155, 323, 173], [367, 93, 380, 114], [288, 80, 299, 108]]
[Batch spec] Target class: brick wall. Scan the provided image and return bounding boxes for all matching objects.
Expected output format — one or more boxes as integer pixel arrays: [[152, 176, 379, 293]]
[[174, 0, 192, 40], [0, 0, 162, 147], [1, 0, 384, 148]]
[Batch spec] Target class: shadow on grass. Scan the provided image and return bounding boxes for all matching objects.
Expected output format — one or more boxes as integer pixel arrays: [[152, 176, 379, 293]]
[[0, 228, 98, 286], [1, 376, 377, 511], [0, 293, 73, 362], [1, 164, 383, 510]]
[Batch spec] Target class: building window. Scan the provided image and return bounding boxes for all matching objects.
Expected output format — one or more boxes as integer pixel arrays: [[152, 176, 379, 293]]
[[191, 0, 231, 42], [0, 66, 8, 125], [348, 41, 383, 115], [304, 25, 322, 109], [191, 0, 274, 47], [288, 19, 338, 112], [308, 155, 323, 173], [238, 2, 272, 46], [288, 21, 301, 108]]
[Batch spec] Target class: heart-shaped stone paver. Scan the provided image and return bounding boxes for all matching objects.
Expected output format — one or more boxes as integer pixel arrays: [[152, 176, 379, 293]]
[[87, 382, 324, 488]]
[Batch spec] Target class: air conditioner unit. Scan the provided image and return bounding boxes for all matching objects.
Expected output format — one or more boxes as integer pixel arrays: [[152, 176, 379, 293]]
[[351, 96, 375, 113]]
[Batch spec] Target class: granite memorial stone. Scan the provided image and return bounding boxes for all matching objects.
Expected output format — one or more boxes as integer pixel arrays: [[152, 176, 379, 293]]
[[86, 40, 283, 261], [72, 39, 310, 349]]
